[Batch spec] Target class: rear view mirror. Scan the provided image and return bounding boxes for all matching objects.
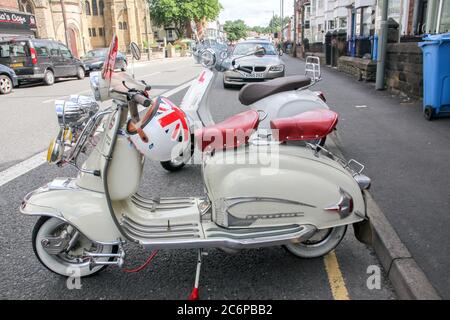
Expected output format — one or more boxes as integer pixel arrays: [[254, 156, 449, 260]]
[[130, 42, 141, 61]]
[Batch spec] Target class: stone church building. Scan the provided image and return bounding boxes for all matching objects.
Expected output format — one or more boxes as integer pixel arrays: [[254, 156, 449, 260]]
[[0, 0, 153, 57]]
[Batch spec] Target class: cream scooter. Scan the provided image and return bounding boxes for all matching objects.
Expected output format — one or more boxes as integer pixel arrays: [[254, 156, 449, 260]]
[[160, 49, 330, 171], [20, 38, 372, 296]]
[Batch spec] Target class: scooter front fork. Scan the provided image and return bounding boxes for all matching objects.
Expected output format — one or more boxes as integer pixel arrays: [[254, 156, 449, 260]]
[[188, 249, 208, 300]]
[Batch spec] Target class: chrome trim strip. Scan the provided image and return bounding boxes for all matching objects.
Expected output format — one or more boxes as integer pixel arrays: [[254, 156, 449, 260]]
[[136, 224, 317, 250]]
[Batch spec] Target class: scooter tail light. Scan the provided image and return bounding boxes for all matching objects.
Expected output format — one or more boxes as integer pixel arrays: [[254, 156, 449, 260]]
[[324, 188, 353, 218], [30, 47, 38, 65]]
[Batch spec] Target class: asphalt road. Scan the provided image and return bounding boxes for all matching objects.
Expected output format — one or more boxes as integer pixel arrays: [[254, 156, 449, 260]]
[[0, 57, 395, 299], [281, 54, 450, 298]]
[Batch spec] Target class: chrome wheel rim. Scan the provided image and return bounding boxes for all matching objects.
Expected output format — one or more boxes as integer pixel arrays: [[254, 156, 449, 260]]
[[0, 77, 12, 92], [45, 71, 54, 83]]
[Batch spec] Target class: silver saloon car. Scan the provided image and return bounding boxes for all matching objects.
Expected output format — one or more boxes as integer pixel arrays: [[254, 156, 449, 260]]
[[223, 40, 285, 88]]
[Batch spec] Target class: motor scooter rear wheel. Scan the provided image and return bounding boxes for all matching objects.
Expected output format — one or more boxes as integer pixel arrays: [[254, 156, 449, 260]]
[[283, 225, 347, 259], [32, 216, 118, 277]]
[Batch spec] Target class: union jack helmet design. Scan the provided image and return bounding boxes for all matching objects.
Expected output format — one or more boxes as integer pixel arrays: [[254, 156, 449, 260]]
[[126, 96, 191, 162]]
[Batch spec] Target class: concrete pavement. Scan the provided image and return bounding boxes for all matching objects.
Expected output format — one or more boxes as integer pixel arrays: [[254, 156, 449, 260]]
[[282, 54, 449, 298], [0, 57, 396, 299]]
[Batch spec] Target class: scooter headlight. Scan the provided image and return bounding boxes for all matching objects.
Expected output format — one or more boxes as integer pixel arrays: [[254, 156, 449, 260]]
[[55, 96, 99, 128]]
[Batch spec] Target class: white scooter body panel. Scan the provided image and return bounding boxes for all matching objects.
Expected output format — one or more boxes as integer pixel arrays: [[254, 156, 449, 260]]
[[203, 144, 364, 229]]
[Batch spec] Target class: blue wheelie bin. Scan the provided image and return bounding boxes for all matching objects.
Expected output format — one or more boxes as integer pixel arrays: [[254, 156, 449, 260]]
[[418, 33, 450, 120]]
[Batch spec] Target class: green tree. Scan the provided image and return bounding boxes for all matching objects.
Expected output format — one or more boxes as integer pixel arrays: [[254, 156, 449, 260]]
[[266, 15, 290, 34], [223, 20, 248, 41], [149, 0, 221, 39], [190, 0, 222, 23]]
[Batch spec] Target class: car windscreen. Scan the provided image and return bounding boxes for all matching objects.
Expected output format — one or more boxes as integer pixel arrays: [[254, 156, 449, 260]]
[[233, 42, 276, 56], [0, 41, 29, 58], [85, 49, 107, 58]]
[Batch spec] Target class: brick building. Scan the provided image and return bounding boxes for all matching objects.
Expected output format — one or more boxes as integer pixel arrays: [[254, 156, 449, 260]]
[[0, 0, 153, 57]]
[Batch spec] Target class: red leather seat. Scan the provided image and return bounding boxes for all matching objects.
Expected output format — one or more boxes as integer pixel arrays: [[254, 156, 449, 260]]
[[270, 109, 338, 141], [195, 110, 259, 151]]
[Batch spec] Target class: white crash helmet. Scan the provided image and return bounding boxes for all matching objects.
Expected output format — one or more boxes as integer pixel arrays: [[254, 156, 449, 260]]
[[126, 97, 191, 162]]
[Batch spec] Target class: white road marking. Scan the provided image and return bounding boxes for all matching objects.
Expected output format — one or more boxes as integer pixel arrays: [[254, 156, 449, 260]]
[[160, 80, 193, 98], [0, 151, 47, 187], [355, 105, 368, 108], [0, 78, 194, 187]]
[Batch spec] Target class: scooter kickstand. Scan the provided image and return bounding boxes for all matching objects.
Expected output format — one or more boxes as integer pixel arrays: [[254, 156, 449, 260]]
[[188, 249, 206, 300]]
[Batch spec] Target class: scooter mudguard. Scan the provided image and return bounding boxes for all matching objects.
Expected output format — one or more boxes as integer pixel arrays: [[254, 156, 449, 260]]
[[354, 219, 373, 245], [252, 90, 329, 130], [19, 178, 121, 244], [203, 144, 366, 230]]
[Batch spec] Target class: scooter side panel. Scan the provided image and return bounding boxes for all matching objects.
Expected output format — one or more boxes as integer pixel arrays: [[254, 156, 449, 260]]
[[203, 145, 365, 229], [252, 90, 329, 129], [20, 179, 121, 244]]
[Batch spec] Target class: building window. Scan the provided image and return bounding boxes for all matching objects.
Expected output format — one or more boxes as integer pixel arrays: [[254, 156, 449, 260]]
[[88, 28, 92, 37], [361, 7, 372, 37], [123, 22, 127, 30], [328, 20, 335, 30], [99, 0, 104, 15], [439, 0, 450, 33], [18, 0, 34, 14], [168, 29, 173, 39], [85, 1, 91, 15], [98, 27, 103, 36], [92, 0, 98, 16], [92, 28, 96, 37], [118, 22, 123, 30], [339, 17, 347, 29]]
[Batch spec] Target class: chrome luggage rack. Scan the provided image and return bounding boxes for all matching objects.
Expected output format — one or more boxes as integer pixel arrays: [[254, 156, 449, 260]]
[[306, 143, 365, 177]]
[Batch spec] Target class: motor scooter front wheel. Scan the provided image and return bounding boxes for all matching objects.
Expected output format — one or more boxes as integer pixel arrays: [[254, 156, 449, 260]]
[[32, 216, 118, 277], [283, 225, 347, 259]]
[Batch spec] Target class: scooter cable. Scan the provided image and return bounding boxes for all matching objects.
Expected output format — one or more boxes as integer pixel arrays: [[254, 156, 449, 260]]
[[122, 250, 158, 273]]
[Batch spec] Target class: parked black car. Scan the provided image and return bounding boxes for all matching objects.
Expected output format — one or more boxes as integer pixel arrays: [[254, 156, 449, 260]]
[[81, 48, 127, 73], [0, 64, 18, 94], [0, 38, 85, 86]]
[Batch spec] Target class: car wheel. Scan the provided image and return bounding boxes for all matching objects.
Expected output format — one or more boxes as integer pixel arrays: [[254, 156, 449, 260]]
[[121, 61, 127, 72], [76, 66, 85, 80], [43, 69, 55, 86], [0, 75, 13, 94]]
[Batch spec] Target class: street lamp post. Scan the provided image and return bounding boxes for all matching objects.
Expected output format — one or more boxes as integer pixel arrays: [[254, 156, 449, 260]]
[[293, 0, 297, 57], [376, 0, 389, 90]]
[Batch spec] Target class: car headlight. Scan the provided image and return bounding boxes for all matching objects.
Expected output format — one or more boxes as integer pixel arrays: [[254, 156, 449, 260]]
[[269, 65, 284, 72]]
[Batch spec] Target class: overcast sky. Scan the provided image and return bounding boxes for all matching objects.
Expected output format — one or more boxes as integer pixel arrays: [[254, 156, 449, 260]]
[[218, 0, 294, 27]]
